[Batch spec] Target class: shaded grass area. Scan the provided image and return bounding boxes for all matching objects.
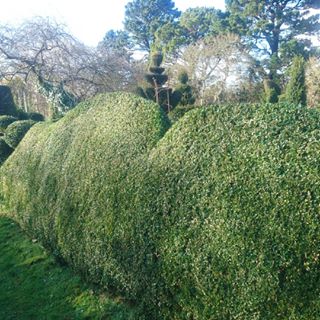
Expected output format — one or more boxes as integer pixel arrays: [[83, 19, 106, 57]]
[[0, 216, 137, 320]]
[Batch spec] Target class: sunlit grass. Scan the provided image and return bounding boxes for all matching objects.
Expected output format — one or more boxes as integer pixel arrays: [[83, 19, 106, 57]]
[[0, 216, 137, 320]]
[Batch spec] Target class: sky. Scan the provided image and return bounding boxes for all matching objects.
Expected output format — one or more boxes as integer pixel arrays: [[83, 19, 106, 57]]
[[0, 0, 225, 47]]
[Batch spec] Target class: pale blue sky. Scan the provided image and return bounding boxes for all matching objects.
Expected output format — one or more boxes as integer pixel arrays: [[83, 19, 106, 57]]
[[0, 0, 225, 46]]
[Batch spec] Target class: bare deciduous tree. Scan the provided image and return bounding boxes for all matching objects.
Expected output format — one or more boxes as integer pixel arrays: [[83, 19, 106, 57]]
[[0, 17, 137, 117], [172, 33, 263, 105], [306, 57, 320, 108]]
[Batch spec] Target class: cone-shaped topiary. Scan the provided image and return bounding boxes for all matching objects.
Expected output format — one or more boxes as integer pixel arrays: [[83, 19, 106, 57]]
[[174, 70, 195, 106], [4, 120, 36, 149], [263, 77, 281, 103], [285, 55, 307, 106]]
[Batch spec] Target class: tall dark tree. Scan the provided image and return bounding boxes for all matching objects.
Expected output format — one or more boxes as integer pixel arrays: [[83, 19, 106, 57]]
[[226, 0, 320, 78], [154, 7, 229, 56], [99, 29, 133, 59], [124, 0, 180, 51], [179, 7, 229, 43]]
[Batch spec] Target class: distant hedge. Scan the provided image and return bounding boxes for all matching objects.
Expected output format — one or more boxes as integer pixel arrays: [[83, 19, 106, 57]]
[[1, 93, 320, 319], [4, 120, 36, 149]]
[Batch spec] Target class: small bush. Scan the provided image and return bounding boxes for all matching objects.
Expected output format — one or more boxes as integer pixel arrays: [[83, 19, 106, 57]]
[[0, 138, 13, 165], [15, 108, 29, 120], [0, 116, 18, 131], [27, 112, 45, 122], [4, 120, 36, 149]]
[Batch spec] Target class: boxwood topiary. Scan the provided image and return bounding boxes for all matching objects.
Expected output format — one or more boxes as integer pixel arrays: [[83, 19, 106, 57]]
[[141, 102, 320, 319], [0, 92, 170, 318], [1, 96, 320, 319], [4, 120, 36, 149], [167, 104, 196, 124]]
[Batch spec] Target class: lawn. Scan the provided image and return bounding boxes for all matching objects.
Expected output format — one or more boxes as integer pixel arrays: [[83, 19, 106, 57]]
[[0, 216, 137, 320]]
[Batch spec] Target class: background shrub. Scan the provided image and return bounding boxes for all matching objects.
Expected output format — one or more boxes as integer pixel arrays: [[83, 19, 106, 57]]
[[0, 116, 18, 132], [0, 138, 13, 165], [27, 112, 45, 122], [4, 120, 36, 149], [0, 85, 17, 116], [1, 94, 320, 319]]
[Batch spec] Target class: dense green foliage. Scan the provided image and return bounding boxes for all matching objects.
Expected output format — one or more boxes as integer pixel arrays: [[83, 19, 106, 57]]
[[0, 138, 13, 165], [0, 116, 18, 131], [263, 78, 281, 103], [0, 92, 169, 318], [226, 0, 320, 78], [0, 85, 16, 116], [27, 112, 45, 122], [124, 0, 180, 51], [0, 216, 137, 319], [167, 104, 196, 123], [143, 103, 320, 319], [4, 120, 36, 149], [1, 92, 320, 319], [175, 70, 195, 106], [285, 56, 307, 106]]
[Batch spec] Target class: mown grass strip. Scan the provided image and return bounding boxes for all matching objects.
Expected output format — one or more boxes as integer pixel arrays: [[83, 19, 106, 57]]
[[0, 216, 137, 320]]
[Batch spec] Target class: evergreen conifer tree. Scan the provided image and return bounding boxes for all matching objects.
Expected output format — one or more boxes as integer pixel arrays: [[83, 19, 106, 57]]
[[285, 56, 307, 106]]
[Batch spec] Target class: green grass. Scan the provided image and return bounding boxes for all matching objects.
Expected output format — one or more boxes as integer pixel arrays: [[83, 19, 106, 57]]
[[0, 216, 138, 320]]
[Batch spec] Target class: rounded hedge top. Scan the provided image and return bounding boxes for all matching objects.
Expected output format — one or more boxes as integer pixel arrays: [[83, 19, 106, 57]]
[[143, 102, 320, 318], [4, 120, 36, 149], [1, 96, 320, 319], [0, 92, 169, 306]]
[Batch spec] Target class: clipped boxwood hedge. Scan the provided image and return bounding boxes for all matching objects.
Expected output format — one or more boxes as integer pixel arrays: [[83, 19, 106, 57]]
[[167, 104, 196, 124], [1, 94, 320, 319], [4, 120, 36, 149], [0, 92, 169, 318]]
